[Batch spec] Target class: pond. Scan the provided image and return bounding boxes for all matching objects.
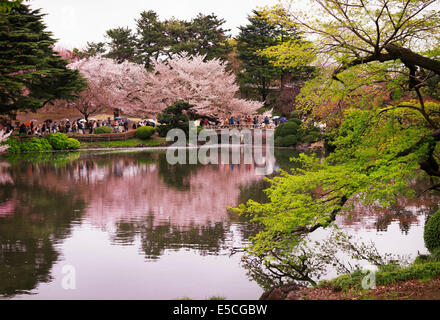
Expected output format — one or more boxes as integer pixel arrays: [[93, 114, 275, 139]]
[[0, 148, 437, 299]]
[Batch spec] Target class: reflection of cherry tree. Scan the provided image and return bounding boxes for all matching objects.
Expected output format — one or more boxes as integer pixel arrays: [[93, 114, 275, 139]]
[[0, 161, 12, 185], [10, 151, 273, 228], [337, 194, 439, 233]]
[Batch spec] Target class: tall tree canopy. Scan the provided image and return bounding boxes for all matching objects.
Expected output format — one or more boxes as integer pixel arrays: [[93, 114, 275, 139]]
[[236, 10, 300, 103], [0, 0, 25, 12], [105, 27, 138, 63], [233, 0, 440, 287], [81, 10, 232, 69], [0, 5, 86, 118]]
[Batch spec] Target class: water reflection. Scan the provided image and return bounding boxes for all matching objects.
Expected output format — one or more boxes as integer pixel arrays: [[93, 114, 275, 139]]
[[0, 148, 275, 298], [0, 148, 437, 299], [0, 171, 85, 296]]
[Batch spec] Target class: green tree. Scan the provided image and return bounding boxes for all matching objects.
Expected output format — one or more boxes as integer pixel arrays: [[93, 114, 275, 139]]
[[233, 0, 440, 287], [105, 27, 138, 63], [135, 10, 166, 69], [106, 11, 232, 68], [236, 10, 298, 103], [187, 13, 231, 61], [0, 5, 86, 118], [73, 41, 107, 59], [0, 0, 24, 12], [157, 101, 193, 137]]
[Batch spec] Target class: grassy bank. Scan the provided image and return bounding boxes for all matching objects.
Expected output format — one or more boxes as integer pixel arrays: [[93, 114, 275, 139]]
[[262, 254, 440, 300], [79, 136, 167, 149], [320, 261, 440, 291]]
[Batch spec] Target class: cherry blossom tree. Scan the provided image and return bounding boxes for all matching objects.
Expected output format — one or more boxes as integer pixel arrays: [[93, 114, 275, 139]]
[[139, 54, 262, 118], [0, 129, 12, 153], [58, 54, 261, 120], [67, 57, 149, 121]]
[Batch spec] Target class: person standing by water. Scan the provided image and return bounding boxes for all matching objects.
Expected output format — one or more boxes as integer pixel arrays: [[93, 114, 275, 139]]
[[253, 116, 258, 128], [264, 116, 270, 127], [19, 123, 27, 134], [78, 121, 85, 134]]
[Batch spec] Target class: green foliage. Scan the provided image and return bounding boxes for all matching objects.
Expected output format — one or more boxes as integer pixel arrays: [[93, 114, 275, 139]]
[[93, 126, 112, 134], [236, 10, 299, 102], [3, 137, 20, 153], [424, 209, 440, 253], [20, 137, 52, 152], [274, 117, 321, 146], [0, 4, 86, 116], [0, 0, 23, 12], [45, 133, 80, 150], [322, 262, 440, 291], [274, 120, 299, 138], [239, 0, 440, 288], [101, 11, 231, 69], [105, 27, 138, 63], [232, 106, 432, 286], [136, 126, 156, 140], [65, 138, 81, 150], [275, 134, 298, 147], [157, 101, 193, 137], [414, 248, 440, 264], [4, 137, 52, 153]]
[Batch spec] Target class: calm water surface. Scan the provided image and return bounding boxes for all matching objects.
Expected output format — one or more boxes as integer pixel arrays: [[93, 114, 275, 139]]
[[0, 148, 437, 299]]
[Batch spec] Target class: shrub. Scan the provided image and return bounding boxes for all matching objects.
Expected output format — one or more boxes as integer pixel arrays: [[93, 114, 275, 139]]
[[157, 101, 193, 137], [66, 138, 81, 150], [4, 138, 20, 153], [20, 137, 52, 152], [136, 126, 156, 140], [288, 118, 303, 126], [45, 133, 80, 150], [93, 126, 112, 134], [281, 135, 298, 147], [275, 121, 299, 138], [39, 138, 53, 150], [275, 115, 322, 147], [424, 209, 440, 253], [302, 132, 322, 144], [275, 135, 298, 147]]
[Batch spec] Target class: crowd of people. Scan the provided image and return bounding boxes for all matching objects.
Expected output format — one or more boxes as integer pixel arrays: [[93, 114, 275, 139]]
[[2, 114, 285, 137], [1, 117, 150, 137], [200, 115, 287, 129]]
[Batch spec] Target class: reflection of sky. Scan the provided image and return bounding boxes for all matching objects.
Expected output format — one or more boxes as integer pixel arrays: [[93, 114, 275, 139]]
[[12, 224, 262, 300]]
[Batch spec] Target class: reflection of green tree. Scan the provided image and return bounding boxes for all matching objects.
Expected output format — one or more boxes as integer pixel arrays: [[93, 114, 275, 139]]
[[135, 152, 158, 165], [157, 153, 200, 190], [111, 215, 228, 259], [0, 185, 85, 297], [3, 152, 80, 167], [273, 149, 301, 172]]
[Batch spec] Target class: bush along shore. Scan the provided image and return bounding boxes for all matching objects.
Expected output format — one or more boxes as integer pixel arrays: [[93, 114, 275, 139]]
[[3, 133, 81, 153], [0, 127, 172, 153]]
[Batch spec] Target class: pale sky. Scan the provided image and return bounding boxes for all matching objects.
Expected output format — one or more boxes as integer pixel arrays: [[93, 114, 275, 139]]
[[30, 0, 280, 49]]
